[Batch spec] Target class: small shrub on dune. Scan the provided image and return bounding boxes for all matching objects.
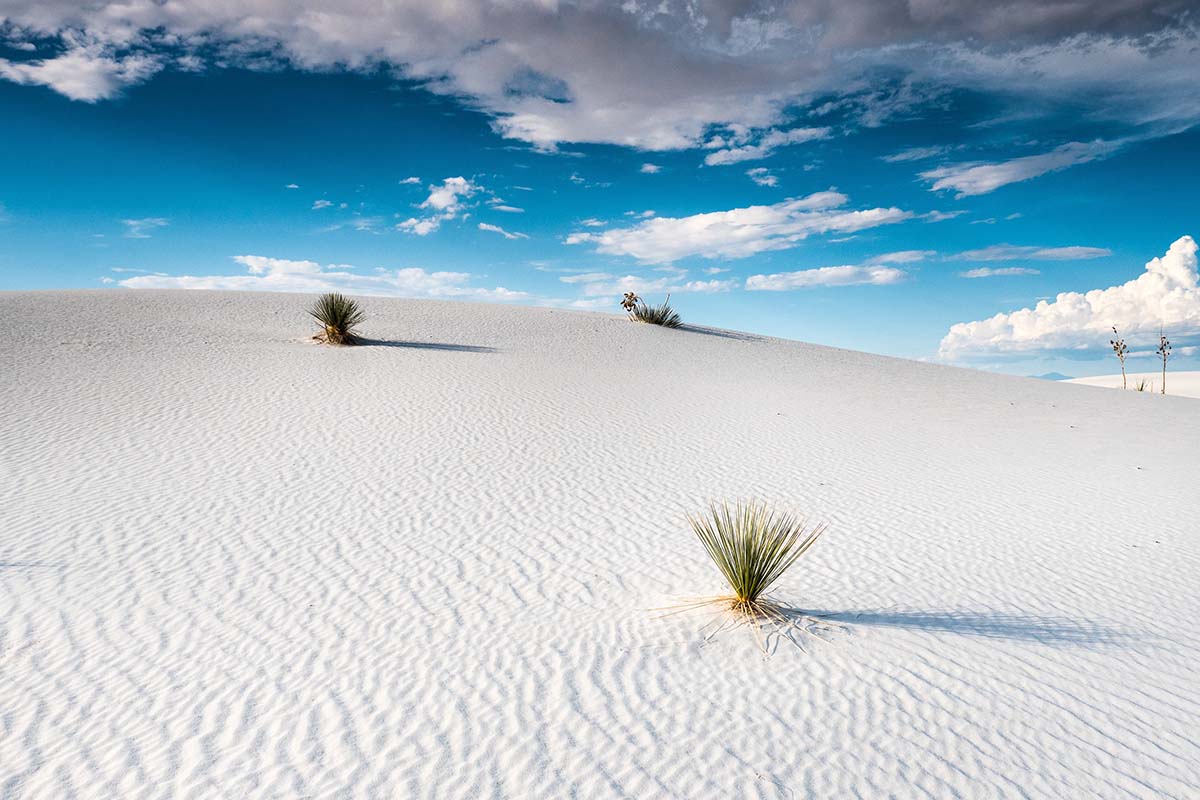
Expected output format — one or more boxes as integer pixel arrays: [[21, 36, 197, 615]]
[[309, 292, 366, 345], [621, 292, 682, 328], [688, 500, 826, 623]]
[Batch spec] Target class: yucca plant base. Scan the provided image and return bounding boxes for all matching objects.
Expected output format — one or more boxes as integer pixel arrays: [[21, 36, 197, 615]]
[[313, 325, 359, 346], [308, 293, 366, 345], [680, 501, 836, 649]]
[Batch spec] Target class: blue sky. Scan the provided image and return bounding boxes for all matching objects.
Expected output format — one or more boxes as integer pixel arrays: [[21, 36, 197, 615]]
[[2, 2, 1199, 376]]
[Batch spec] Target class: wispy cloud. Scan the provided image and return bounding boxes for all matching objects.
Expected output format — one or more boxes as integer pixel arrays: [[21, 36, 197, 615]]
[[704, 127, 832, 166], [959, 267, 1040, 278], [478, 222, 529, 240], [312, 199, 333, 210], [399, 176, 421, 185], [953, 244, 1111, 261], [560, 272, 736, 297], [921, 140, 1120, 197], [566, 191, 910, 264], [881, 145, 954, 163], [639, 163, 662, 174], [122, 217, 168, 238], [119, 254, 529, 301], [746, 265, 906, 291]]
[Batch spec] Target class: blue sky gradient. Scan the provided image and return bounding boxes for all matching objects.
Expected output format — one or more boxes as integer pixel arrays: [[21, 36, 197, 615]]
[[2, 4, 1199, 376]]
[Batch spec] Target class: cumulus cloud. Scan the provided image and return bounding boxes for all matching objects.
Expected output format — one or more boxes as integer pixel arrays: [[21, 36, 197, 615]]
[[960, 267, 1040, 278], [285, 183, 299, 189], [566, 190, 910, 263], [2, 3, 1194, 151], [746, 265, 906, 291], [921, 140, 1120, 196], [746, 167, 777, 187], [953, 244, 1111, 261], [704, 127, 831, 166], [399, 176, 421, 185], [122, 217, 168, 238], [312, 199, 333, 210], [397, 176, 479, 235], [940, 235, 1200, 358], [640, 163, 662, 174], [478, 222, 528, 240], [119, 254, 528, 301]]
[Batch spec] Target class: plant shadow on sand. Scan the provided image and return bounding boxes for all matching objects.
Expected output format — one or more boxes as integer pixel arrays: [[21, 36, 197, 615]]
[[791, 608, 1141, 649], [357, 339, 498, 353], [679, 325, 765, 342]]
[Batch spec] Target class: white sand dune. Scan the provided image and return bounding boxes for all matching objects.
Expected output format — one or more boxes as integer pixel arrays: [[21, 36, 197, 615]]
[[2, 289, 1199, 799], [1068, 371, 1200, 399]]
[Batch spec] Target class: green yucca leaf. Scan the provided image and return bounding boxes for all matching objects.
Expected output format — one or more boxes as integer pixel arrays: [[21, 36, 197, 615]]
[[308, 292, 366, 345], [688, 501, 825, 612]]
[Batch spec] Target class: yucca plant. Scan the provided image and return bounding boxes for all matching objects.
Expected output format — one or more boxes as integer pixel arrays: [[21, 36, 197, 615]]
[[688, 501, 826, 622], [309, 292, 366, 345], [622, 292, 682, 328]]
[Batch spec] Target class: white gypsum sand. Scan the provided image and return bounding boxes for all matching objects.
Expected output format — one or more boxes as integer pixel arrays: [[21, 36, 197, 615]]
[[1068, 371, 1200, 399], [2, 289, 1198, 799]]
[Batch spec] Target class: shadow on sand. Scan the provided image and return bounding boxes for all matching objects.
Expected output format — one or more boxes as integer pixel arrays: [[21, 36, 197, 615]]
[[797, 608, 1137, 647], [679, 325, 765, 342], [359, 339, 497, 353]]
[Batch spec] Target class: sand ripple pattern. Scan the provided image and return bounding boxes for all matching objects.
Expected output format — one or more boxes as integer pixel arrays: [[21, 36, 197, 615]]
[[2, 290, 1198, 798]]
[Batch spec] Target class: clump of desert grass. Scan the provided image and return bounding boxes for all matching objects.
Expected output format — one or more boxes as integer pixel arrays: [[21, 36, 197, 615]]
[[669, 501, 837, 651], [309, 292, 366, 345], [621, 292, 682, 328]]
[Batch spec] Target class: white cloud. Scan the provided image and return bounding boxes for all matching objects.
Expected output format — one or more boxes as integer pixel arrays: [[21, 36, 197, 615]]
[[110, 267, 166, 275], [704, 127, 832, 166], [865, 250, 934, 265], [940, 235, 1200, 358], [921, 140, 1120, 197], [397, 176, 479, 235], [746, 167, 777, 187], [0, 5, 1196, 154], [640, 163, 662, 174], [960, 267, 1041, 278], [578, 218, 605, 227], [122, 217, 168, 238], [881, 145, 953, 163], [0, 45, 159, 102], [746, 265, 906, 291], [490, 204, 524, 213], [561, 272, 737, 297], [312, 199, 333, 210], [924, 210, 968, 223], [119, 254, 529, 301], [399, 176, 421, 185], [567, 191, 910, 264], [953, 244, 1111, 261], [285, 183, 299, 189], [478, 222, 528, 240]]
